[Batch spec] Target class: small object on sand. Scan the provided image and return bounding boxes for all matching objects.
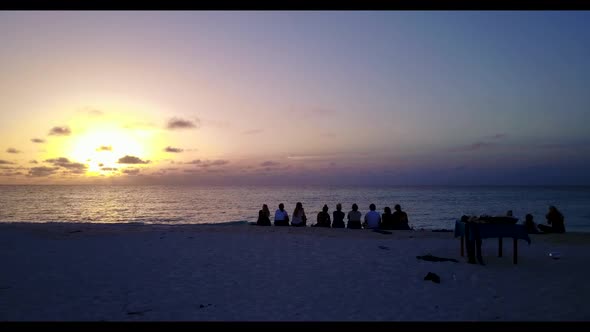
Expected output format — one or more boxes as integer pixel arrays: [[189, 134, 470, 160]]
[[378, 245, 390, 250], [373, 229, 392, 235], [68, 230, 82, 234], [549, 252, 561, 260], [424, 272, 441, 284], [432, 229, 453, 233], [417, 254, 459, 263], [127, 309, 152, 316]]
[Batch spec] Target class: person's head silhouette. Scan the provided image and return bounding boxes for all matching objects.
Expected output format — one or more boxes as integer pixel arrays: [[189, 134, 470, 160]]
[[394, 204, 401, 212], [336, 203, 342, 211], [384, 206, 392, 214], [279, 203, 284, 211], [369, 204, 376, 211], [352, 203, 358, 212], [322, 204, 328, 213]]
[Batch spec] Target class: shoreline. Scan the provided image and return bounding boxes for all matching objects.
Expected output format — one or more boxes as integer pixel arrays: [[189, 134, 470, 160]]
[[1, 222, 589, 321]]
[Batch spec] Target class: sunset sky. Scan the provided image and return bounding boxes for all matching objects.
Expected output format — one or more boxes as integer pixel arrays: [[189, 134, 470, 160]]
[[1, 11, 589, 185]]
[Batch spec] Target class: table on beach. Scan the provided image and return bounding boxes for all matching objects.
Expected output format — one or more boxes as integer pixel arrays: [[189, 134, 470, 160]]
[[454, 220, 531, 264]]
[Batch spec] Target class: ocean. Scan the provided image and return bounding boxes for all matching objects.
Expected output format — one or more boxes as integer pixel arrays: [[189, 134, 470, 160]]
[[1, 185, 590, 232]]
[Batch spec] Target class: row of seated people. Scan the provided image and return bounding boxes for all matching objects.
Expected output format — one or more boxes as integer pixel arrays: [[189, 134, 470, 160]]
[[257, 202, 411, 230]]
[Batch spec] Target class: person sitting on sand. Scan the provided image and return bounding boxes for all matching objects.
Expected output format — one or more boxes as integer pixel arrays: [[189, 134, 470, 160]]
[[314, 204, 331, 227], [380, 206, 395, 230], [537, 206, 566, 233], [257, 204, 271, 226], [523, 213, 539, 234], [392, 204, 411, 230], [332, 203, 345, 228], [347, 203, 362, 229], [363, 203, 381, 229], [274, 203, 290, 226], [507, 210, 513, 217], [291, 202, 307, 227]]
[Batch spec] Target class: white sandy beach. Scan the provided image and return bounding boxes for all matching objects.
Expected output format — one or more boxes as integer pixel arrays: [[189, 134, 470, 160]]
[[0, 222, 589, 321]]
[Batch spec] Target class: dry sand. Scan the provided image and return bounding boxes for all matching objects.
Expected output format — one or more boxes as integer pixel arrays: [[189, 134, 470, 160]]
[[0, 222, 588, 321]]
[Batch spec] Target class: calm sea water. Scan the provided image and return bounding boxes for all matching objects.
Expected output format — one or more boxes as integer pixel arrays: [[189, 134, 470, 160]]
[[1, 185, 590, 232]]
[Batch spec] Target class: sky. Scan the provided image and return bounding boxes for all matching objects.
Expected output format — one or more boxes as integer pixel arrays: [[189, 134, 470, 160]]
[[0, 11, 589, 186]]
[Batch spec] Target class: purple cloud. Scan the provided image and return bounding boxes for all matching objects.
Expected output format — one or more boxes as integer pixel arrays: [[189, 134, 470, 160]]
[[0, 160, 15, 165], [165, 146, 184, 153], [31, 138, 46, 143], [6, 148, 20, 154], [28, 166, 59, 177], [117, 155, 149, 164], [45, 157, 87, 174], [448, 141, 495, 153], [260, 161, 280, 167], [96, 146, 112, 152], [48, 126, 71, 136], [122, 168, 140, 175], [166, 117, 199, 130]]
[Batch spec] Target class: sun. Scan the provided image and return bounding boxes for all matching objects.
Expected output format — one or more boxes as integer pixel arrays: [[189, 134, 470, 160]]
[[67, 124, 148, 176]]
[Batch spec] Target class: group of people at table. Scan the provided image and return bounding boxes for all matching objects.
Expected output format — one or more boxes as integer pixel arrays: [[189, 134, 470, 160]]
[[256, 202, 411, 230]]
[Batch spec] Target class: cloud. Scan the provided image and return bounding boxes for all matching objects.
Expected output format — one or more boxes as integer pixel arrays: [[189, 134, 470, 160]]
[[101, 167, 118, 171], [242, 129, 264, 135], [98, 163, 104, 167], [489, 133, 506, 140], [48, 126, 71, 136], [117, 155, 149, 164], [28, 166, 59, 177], [448, 141, 495, 153], [0, 160, 15, 164], [31, 138, 46, 143], [6, 148, 20, 154], [198, 159, 230, 168], [166, 117, 199, 130], [164, 146, 184, 153], [122, 168, 140, 175], [30, 160, 38, 164], [96, 145, 112, 151], [260, 161, 280, 167], [185, 159, 201, 164], [45, 157, 88, 174], [0, 170, 23, 176]]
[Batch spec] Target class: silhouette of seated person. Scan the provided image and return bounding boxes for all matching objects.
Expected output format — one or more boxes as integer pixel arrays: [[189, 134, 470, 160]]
[[313, 204, 331, 227], [392, 204, 411, 230], [291, 202, 307, 227], [380, 206, 395, 230], [363, 203, 381, 229], [332, 203, 345, 228], [347, 203, 362, 229], [257, 204, 271, 226], [274, 203, 290, 226], [523, 213, 539, 234], [537, 206, 566, 233]]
